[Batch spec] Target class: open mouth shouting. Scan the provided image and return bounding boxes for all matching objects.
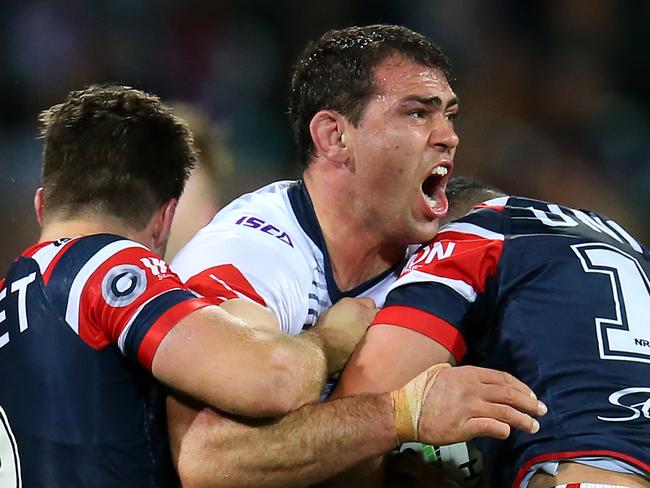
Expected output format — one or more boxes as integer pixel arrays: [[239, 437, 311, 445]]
[[421, 163, 452, 218]]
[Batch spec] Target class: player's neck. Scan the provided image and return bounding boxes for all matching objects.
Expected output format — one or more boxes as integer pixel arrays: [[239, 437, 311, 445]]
[[39, 215, 143, 247], [304, 175, 405, 292]]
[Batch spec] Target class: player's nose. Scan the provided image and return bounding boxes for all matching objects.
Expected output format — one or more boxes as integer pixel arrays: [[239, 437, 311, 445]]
[[429, 119, 459, 153]]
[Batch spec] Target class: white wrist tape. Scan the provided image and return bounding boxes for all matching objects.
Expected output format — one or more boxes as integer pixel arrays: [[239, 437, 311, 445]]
[[390, 363, 451, 445]]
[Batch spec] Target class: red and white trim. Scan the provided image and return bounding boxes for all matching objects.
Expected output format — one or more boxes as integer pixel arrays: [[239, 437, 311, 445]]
[[438, 221, 505, 241], [64, 240, 148, 334]]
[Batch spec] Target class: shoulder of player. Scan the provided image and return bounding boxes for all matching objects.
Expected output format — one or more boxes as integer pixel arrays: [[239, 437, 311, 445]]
[[49, 234, 173, 286], [439, 209, 506, 243], [189, 181, 308, 253]]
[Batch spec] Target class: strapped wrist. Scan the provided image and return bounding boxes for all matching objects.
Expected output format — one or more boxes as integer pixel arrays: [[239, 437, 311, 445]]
[[389, 363, 451, 445]]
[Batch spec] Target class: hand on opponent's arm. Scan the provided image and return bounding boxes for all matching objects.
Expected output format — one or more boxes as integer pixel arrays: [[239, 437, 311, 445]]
[[308, 296, 377, 375], [326, 324, 547, 485], [163, 296, 377, 487]]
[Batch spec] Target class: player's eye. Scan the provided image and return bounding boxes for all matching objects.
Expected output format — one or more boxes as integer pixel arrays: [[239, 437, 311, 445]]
[[408, 109, 426, 118]]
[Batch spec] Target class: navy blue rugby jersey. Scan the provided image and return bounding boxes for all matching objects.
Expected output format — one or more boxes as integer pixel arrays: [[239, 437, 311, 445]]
[[373, 196, 650, 487], [0, 234, 211, 488]]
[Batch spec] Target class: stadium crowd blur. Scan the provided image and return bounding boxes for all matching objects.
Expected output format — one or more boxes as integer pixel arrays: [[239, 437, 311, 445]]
[[1, 0, 649, 268]]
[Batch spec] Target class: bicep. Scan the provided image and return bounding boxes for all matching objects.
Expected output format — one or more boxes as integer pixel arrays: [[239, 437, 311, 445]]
[[218, 298, 281, 332], [334, 324, 454, 398]]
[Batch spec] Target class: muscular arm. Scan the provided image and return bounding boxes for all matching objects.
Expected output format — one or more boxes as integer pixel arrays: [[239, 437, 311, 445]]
[[334, 324, 455, 398], [326, 324, 455, 485], [153, 300, 327, 418], [169, 391, 399, 488], [166, 296, 378, 486], [167, 320, 545, 488]]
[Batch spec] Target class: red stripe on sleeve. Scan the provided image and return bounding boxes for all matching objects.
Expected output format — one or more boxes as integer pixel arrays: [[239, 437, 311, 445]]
[[185, 264, 266, 306], [137, 298, 213, 371], [372, 305, 466, 363]]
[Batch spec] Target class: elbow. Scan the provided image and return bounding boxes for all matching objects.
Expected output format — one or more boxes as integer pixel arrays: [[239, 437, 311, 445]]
[[176, 435, 237, 488], [177, 464, 234, 488], [176, 448, 217, 488]]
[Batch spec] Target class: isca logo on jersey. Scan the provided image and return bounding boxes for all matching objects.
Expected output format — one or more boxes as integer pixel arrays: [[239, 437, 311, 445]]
[[598, 387, 650, 422], [235, 216, 294, 247]]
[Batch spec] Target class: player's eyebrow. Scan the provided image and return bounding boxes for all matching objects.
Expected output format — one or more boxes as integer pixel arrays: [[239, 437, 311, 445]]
[[401, 95, 460, 109]]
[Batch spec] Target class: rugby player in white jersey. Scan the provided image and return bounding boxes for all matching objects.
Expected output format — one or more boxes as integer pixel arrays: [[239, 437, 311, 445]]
[[170, 25, 547, 487]]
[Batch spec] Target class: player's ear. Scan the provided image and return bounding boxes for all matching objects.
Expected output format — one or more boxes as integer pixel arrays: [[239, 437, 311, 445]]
[[309, 110, 350, 165], [34, 187, 45, 225], [152, 199, 177, 255]]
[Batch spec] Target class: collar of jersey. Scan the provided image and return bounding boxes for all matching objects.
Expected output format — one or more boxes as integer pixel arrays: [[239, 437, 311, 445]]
[[287, 180, 403, 302]]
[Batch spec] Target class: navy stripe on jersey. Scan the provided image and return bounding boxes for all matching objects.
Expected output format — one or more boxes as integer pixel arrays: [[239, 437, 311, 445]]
[[288, 180, 403, 302], [385, 282, 473, 338], [46, 234, 124, 319], [121, 288, 198, 361]]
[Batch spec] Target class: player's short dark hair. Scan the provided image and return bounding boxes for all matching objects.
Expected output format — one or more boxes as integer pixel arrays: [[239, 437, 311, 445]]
[[444, 176, 506, 223], [39, 84, 197, 229], [288, 24, 451, 166]]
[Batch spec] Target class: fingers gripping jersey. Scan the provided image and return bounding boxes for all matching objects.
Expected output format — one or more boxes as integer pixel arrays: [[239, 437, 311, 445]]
[[374, 196, 650, 487], [0, 234, 211, 487], [172, 180, 403, 335]]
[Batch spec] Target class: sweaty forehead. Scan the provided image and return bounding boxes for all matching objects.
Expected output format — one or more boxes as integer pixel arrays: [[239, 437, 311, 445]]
[[371, 56, 453, 99]]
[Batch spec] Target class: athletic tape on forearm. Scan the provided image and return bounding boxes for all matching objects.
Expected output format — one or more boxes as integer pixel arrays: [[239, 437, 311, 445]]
[[390, 363, 451, 445]]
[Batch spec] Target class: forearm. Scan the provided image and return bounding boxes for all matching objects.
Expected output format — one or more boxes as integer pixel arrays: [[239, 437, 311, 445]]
[[154, 306, 327, 417], [174, 394, 397, 488]]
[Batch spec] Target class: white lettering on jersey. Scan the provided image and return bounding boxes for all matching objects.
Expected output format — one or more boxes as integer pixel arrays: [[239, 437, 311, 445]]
[[527, 204, 579, 227], [571, 210, 624, 243], [529, 206, 643, 254], [0, 273, 37, 349], [606, 220, 644, 254], [140, 257, 168, 277], [408, 242, 456, 270], [102, 265, 148, 307], [599, 387, 650, 422], [573, 243, 650, 364]]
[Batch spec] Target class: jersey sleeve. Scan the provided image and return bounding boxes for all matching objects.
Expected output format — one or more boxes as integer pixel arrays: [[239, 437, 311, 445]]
[[71, 242, 213, 371], [171, 215, 312, 335], [372, 214, 505, 364]]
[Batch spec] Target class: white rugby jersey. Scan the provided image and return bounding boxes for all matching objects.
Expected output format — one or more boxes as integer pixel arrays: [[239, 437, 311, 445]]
[[172, 180, 407, 335]]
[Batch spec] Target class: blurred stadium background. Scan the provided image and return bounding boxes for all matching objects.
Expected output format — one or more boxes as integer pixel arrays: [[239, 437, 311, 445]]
[[1, 0, 649, 267]]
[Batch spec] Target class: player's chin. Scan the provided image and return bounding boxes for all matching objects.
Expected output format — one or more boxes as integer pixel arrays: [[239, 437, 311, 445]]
[[408, 219, 441, 245]]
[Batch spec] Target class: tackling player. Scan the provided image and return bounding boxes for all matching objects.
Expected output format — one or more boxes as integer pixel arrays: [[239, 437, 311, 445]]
[[0, 85, 374, 487], [170, 25, 547, 487], [337, 177, 650, 488]]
